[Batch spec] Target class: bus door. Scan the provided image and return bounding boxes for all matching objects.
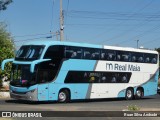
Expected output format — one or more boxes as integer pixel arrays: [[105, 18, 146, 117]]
[[37, 70, 49, 101]]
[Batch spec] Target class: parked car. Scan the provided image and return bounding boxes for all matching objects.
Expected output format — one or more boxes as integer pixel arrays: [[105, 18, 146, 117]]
[[158, 87, 160, 95]]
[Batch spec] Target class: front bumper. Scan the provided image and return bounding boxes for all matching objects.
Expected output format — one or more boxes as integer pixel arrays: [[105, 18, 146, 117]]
[[10, 89, 38, 101]]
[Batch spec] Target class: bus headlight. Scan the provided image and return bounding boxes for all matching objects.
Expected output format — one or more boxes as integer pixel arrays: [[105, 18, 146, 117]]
[[30, 89, 36, 93]]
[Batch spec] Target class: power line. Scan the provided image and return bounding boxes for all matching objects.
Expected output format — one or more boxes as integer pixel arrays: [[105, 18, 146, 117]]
[[67, 10, 160, 20], [117, 24, 160, 45], [142, 37, 160, 45], [12, 32, 52, 38], [14, 35, 55, 43], [89, 0, 155, 42]]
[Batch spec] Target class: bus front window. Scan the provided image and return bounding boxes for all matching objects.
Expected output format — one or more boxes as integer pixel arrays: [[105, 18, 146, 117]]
[[10, 64, 36, 86], [15, 45, 45, 61]]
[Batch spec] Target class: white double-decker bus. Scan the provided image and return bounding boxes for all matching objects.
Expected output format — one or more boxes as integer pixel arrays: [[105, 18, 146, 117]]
[[1, 41, 159, 102]]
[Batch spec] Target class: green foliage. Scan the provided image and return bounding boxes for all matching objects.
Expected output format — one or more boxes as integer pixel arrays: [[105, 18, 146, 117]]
[[155, 48, 160, 78], [127, 105, 140, 111], [0, 0, 12, 11], [0, 22, 15, 86], [155, 48, 160, 54]]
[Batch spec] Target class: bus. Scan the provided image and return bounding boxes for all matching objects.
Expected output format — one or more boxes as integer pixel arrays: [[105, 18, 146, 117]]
[[1, 40, 159, 102]]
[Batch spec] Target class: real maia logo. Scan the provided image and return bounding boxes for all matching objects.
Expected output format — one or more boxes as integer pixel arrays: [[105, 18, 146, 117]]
[[106, 63, 140, 71]]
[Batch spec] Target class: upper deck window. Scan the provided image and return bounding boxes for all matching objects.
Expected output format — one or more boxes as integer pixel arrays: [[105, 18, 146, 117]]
[[15, 45, 45, 61]]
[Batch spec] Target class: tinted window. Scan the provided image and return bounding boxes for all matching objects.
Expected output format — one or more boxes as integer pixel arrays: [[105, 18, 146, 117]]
[[44, 45, 64, 59], [37, 61, 60, 83], [15, 45, 44, 61], [83, 48, 92, 59], [144, 53, 157, 63], [65, 46, 82, 59], [131, 52, 144, 63], [116, 51, 130, 62], [83, 48, 96, 60], [101, 49, 107, 60], [65, 71, 131, 83], [107, 50, 116, 61]]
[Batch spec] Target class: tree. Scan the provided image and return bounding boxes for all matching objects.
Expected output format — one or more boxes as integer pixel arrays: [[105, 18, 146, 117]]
[[0, 22, 15, 86], [0, 0, 12, 11], [155, 48, 160, 54], [155, 48, 160, 65], [155, 48, 160, 80]]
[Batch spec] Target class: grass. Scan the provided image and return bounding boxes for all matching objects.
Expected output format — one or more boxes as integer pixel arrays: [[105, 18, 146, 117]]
[[127, 105, 140, 111]]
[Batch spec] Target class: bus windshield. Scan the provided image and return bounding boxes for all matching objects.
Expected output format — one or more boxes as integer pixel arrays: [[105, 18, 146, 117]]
[[10, 64, 36, 87], [15, 45, 45, 61]]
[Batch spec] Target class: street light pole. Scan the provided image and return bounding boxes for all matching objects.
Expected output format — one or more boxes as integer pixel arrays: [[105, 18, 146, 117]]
[[136, 40, 139, 49]]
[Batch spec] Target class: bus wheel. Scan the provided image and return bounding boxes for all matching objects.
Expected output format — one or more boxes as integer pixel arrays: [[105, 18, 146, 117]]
[[58, 90, 70, 103], [135, 88, 143, 99], [125, 88, 134, 100]]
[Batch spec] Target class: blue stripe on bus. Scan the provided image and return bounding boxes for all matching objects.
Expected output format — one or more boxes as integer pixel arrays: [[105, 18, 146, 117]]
[[47, 59, 97, 101], [142, 70, 159, 96]]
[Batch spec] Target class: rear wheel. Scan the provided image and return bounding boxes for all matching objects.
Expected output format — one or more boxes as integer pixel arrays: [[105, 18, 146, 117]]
[[125, 88, 134, 100], [58, 90, 70, 103], [135, 88, 143, 99]]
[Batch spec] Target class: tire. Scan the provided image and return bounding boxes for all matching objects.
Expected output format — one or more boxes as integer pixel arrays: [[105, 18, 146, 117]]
[[125, 88, 134, 100], [135, 88, 143, 99], [58, 90, 70, 103]]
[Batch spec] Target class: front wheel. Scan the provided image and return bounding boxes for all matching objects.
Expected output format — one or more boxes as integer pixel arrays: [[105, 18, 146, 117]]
[[125, 88, 134, 100], [58, 90, 70, 103]]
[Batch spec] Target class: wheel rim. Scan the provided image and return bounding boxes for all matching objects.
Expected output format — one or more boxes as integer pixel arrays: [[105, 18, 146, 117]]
[[59, 92, 66, 102], [136, 90, 141, 97], [127, 90, 132, 98]]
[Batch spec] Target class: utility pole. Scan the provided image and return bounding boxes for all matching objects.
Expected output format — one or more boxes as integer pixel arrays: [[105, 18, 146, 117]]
[[60, 0, 64, 41]]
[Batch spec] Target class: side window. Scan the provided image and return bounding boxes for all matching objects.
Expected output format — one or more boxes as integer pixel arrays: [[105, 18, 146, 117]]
[[151, 54, 157, 64], [144, 53, 157, 64], [107, 50, 116, 61], [137, 53, 144, 63], [131, 52, 144, 63], [117, 73, 129, 83], [90, 49, 100, 60], [101, 49, 107, 60], [83, 48, 100, 60], [83, 48, 91, 59], [144, 53, 151, 63], [65, 46, 82, 59], [116, 51, 121, 61], [44, 45, 64, 59], [131, 52, 136, 62], [121, 51, 130, 62], [37, 61, 58, 83], [65, 71, 131, 83]]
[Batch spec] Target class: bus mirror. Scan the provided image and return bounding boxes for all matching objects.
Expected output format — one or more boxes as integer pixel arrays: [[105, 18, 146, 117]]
[[30, 59, 51, 73], [1, 58, 14, 71]]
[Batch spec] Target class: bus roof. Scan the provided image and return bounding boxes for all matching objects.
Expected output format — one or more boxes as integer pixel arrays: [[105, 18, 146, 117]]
[[23, 39, 158, 54]]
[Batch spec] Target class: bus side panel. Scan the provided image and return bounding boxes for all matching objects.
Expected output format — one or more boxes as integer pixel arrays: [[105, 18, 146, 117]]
[[117, 70, 159, 97], [90, 84, 126, 99], [48, 83, 90, 101], [48, 59, 97, 101]]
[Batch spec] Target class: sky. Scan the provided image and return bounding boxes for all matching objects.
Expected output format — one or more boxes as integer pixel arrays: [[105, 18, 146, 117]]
[[0, 0, 160, 49]]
